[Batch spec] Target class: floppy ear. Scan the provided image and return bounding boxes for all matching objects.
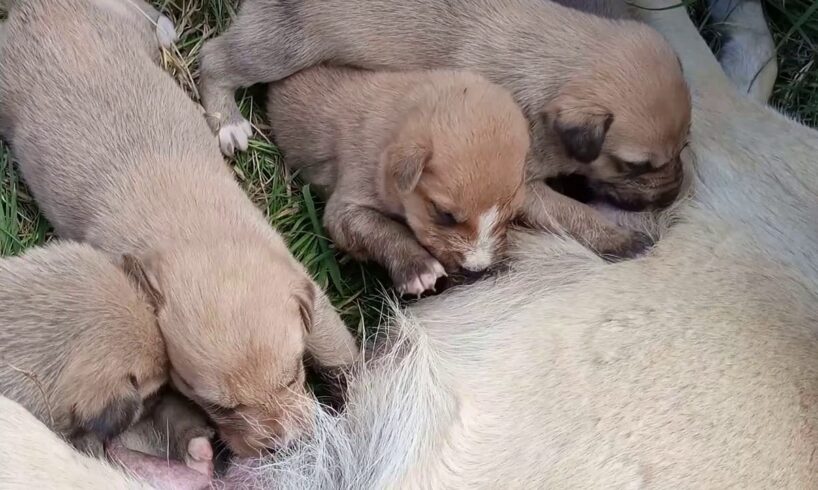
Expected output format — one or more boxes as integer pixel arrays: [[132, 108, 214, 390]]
[[381, 126, 433, 192], [121, 253, 165, 312], [294, 282, 316, 334], [547, 99, 614, 164], [304, 286, 360, 369]]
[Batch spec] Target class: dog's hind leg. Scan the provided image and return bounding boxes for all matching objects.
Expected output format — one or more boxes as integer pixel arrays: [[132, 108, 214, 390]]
[[706, 0, 777, 104]]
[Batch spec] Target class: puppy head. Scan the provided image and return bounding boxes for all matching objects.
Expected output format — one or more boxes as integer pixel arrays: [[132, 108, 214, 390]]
[[129, 241, 318, 457], [58, 255, 168, 442], [381, 78, 529, 273], [545, 24, 691, 210]]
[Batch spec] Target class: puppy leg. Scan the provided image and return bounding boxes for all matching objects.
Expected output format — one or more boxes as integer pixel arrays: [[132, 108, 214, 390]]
[[150, 392, 216, 478], [706, 0, 777, 103], [94, 0, 178, 51], [324, 196, 447, 297], [522, 180, 653, 260], [199, 1, 323, 156]]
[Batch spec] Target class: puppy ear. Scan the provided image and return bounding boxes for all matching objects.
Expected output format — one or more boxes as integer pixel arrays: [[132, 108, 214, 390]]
[[382, 127, 433, 192], [121, 253, 165, 312], [295, 282, 316, 334], [547, 100, 614, 164], [305, 287, 360, 369]]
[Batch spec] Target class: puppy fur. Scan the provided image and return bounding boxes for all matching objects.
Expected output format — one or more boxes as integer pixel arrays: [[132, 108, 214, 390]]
[[0, 0, 359, 457], [6, 1, 818, 487], [115, 390, 216, 478], [199, 0, 691, 257], [268, 67, 528, 295], [0, 242, 166, 455]]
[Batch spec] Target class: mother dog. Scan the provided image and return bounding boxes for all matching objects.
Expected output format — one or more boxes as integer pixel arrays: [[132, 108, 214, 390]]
[[3, 0, 818, 487]]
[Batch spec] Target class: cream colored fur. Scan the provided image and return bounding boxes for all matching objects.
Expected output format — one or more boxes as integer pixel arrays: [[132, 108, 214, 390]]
[[4, 0, 818, 487]]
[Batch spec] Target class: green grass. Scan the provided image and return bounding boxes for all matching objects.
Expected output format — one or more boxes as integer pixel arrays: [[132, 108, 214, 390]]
[[0, 0, 816, 331]]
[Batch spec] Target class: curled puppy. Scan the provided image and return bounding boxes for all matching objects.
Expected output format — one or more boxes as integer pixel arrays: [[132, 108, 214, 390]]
[[0, 0, 359, 456], [0, 242, 166, 455], [268, 67, 528, 296], [199, 0, 691, 257], [115, 391, 216, 479], [0, 395, 206, 490]]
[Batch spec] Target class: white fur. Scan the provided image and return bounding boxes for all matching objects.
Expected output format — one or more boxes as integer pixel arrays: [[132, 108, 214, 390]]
[[155, 15, 177, 49], [218, 120, 252, 156], [463, 206, 499, 271], [706, 0, 777, 103], [0, 396, 151, 489]]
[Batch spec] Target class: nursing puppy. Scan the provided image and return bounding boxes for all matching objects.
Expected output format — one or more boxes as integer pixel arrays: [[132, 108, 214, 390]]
[[200, 0, 691, 257], [0, 0, 359, 457], [0, 242, 166, 455], [115, 391, 216, 479], [268, 67, 528, 295]]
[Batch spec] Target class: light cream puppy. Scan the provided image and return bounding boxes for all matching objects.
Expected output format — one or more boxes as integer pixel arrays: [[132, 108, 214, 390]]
[[0, 0, 358, 457], [268, 67, 528, 295]]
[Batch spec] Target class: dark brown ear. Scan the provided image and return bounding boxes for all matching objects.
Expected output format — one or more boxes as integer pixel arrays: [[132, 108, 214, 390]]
[[548, 105, 614, 164], [381, 127, 433, 192], [121, 253, 165, 312], [295, 282, 316, 334]]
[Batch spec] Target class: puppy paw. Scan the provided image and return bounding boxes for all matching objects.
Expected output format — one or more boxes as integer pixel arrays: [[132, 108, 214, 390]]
[[155, 15, 178, 49], [596, 230, 654, 261], [218, 119, 253, 156], [185, 436, 215, 478], [393, 255, 447, 297]]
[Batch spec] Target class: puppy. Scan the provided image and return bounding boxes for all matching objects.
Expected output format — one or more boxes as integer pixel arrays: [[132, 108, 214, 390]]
[[115, 390, 216, 479], [0, 0, 359, 457], [268, 67, 528, 295], [0, 242, 166, 455], [199, 0, 691, 257]]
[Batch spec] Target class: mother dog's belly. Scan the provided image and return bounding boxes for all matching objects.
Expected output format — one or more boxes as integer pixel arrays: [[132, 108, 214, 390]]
[[407, 228, 818, 488]]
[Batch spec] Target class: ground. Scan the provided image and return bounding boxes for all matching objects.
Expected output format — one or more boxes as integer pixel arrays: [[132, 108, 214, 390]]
[[0, 0, 816, 328]]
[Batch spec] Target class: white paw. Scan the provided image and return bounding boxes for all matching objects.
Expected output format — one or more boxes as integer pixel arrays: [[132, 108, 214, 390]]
[[184, 437, 214, 478], [218, 120, 253, 156], [156, 15, 178, 49], [397, 258, 447, 297]]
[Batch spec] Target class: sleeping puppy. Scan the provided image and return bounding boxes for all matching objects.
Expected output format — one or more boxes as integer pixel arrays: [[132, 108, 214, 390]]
[[115, 390, 216, 479], [199, 0, 691, 257], [0, 0, 359, 457], [268, 67, 528, 295], [0, 242, 166, 456]]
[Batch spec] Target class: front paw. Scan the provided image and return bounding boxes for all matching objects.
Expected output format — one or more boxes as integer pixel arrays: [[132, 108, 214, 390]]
[[594, 229, 654, 261], [392, 254, 447, 297], [216, 119, 253, 157], [184, 435, 215, 478]]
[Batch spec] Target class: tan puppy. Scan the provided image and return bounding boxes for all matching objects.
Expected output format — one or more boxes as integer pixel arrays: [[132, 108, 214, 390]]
[[199, 0, 691, 257], [0, 242, 165, 455], [0, 0, 358, 457], [268, 67, 528, 295]]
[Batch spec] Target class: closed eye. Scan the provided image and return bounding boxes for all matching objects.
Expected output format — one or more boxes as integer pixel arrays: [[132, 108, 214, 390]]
[[432, 202, 459, 227]]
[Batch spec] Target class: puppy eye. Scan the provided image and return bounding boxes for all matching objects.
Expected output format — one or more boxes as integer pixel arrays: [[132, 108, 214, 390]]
[[432, 203, 458, 227], [625, 160, 653, 175]]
